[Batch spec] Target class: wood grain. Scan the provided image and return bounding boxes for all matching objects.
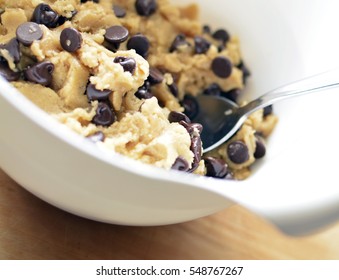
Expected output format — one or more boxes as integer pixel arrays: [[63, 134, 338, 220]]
[[1, 168, 339, 260]]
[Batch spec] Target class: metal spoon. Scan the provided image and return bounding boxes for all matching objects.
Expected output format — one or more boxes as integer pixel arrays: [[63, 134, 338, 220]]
[[192, 69, 339, 152]]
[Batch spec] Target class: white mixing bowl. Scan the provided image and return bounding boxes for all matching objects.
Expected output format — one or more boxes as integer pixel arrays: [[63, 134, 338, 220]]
[[1, 0, 339, 235]]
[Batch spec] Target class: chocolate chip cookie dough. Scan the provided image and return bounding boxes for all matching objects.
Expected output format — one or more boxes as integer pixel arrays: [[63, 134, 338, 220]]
[[0, 0, 277, 180]]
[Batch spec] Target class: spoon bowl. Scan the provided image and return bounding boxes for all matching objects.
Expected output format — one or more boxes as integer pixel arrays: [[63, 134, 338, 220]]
[[193, 95, 241, 152], [194, 69, 339, 152]]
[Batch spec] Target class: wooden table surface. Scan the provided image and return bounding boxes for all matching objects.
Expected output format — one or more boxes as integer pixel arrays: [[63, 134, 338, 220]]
[[1, 168, 339, 260]]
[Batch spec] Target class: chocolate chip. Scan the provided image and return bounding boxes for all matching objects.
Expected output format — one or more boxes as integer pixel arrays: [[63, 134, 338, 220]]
[[157, 99, 165, 108], [204, 157, 228, 178], [203, 83, 222, 96], [32, 4, 60, 28], [147, 67, 164, 85], [217, 44, 225, 53], [212, 29, 230, 44], [194, 36, 211, 54], [135, 88, 153, 99], [203, 84, 240, 103], [202, 25, 211, 34], [191, 123, 203, 135], [105, 25, 129, 44], [0, 61, 21, 81], [263, 105, 273, 117], [144, 80, 151, 89], [221, 88, 241, 103], [57, 10, 77, 26], [254, 136, 266, 159], [81, 0, 99, 3], [92, 102, 116, 127], [113, 5, 126, 17], [87, 131, 105, 143], [169, 34, 189, 53], [135, 0, 157, 16], [127, 34, 150, 58], [171, 156, 190, 172], [135, 82, 153, 99], [113, 56, 136, 74], [179, 121, 203, 136], [56, 17, 66, 27], [189, 136, 202, 173], [168, 111, 191, 124], [24, 61, 54, 86], [227, 141, 249, 164], [181, 94, 199, 120], [60, 28, 82, 53], [0, 38, 21, 63], [16, 22, 43, 47], [103, 41, 120, 52], [86, 83, 111, 102], [211, 56, 232, 78], [167, 82, 178, 97]]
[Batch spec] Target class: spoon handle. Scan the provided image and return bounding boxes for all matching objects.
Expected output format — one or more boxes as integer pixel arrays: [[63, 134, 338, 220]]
[[239, 68, 339, 116]]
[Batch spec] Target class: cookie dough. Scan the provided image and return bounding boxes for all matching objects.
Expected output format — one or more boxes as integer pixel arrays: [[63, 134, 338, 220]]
[[0, 0, 277, 179]]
